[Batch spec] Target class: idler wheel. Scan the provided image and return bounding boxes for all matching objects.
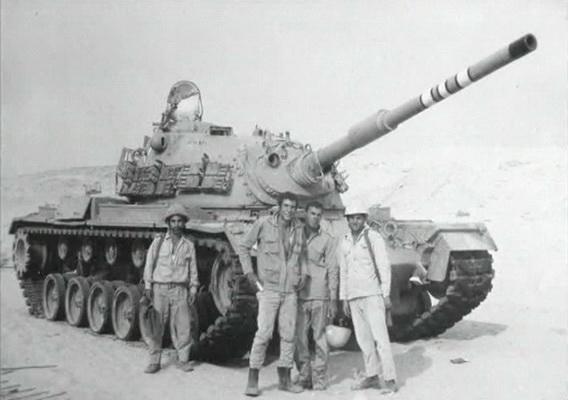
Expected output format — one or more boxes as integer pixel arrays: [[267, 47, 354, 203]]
[[13, 230, 48, 279], [87, 280, 116, 334], [112, 284, 142, 341], [43, 273, 66, 321], [65, 276, 92, 327]]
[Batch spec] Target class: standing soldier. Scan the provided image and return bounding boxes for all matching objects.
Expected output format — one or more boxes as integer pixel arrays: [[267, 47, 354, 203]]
[[141, 203, 199, 374], [293, 201, 339, 390], [239, 192, 307, 396], [337, 203, 398, 394]]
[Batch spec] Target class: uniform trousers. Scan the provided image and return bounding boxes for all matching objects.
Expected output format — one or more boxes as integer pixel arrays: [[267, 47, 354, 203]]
[[249, 290, 297, 369], [148, 283, 193, 364], [294, 299, 329, 384], [349, 295, 396, 381]]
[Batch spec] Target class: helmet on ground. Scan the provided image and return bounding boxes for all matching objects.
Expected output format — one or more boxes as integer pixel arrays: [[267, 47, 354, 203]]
[[164, 203, 189, 223], [344, 201, 368, 217], [325, 324, 352, 348]]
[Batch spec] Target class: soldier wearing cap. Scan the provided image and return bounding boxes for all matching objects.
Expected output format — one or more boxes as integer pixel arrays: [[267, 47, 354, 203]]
[[141, 203, 199, 374], [337, 202, 397, 394]]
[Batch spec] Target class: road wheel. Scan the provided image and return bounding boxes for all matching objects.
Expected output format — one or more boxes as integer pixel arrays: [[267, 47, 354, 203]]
[[112, 284, 142, 341], [87, 280, 115, 333], [65, 276, 91, 327], [209, 252, 233, 316], [43, 273, 66, 321], [194, 251, 258, 362]]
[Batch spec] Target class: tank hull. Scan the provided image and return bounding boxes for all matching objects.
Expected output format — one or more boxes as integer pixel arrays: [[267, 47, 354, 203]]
[[11, 198, 496, 356]]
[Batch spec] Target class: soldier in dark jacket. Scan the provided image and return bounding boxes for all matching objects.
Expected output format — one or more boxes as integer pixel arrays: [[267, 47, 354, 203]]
[[239, 192, 307, 396]]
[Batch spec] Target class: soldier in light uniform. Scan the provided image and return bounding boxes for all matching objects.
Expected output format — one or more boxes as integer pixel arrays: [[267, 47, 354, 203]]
[[338, 203, 397, 394], [293, 201, 339, 390], [239, 192, 307, 397], [141, 203, 199, 374]]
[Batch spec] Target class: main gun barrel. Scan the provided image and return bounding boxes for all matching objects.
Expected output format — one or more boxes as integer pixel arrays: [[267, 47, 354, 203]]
[[316, 34, 537, 168]]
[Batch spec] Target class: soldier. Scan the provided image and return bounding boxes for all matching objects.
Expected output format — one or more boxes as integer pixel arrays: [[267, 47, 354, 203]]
[[141, 203, 199, 374], [293, 201, 339, 390], [239, 192, 307, 396], [337, 203, 397, 394]]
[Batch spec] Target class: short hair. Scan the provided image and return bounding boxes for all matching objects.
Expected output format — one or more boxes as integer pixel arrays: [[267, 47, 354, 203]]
[[305, 200, 323, 212], [278, 192, 298, 207]]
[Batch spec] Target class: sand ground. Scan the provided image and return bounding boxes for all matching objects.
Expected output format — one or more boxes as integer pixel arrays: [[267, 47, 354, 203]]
[[1, 145, 566, 399]]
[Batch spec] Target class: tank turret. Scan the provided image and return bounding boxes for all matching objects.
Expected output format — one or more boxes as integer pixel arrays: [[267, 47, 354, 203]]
[[112, 34, 537, 214]]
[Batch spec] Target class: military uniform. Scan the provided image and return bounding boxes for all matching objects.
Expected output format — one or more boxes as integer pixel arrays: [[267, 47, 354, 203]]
[[338, 226, 396, 384], [143, 232, 199, 366], [239, 214, 306, 370], [294, 226, 338, 389]]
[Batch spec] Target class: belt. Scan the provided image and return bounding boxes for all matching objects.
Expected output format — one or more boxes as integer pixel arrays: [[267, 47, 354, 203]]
[[153, 282, 188, 289]]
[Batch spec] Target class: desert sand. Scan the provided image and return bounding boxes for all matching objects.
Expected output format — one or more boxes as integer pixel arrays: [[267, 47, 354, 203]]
[[1, 145, 566, 399]]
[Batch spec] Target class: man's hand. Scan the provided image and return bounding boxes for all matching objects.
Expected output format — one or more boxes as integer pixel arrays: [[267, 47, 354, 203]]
[[188, 286, 198, 304], [342, 300, 351, 318], [245, 272, 262, 292], [328, 299, 338, 319], [383, 295, 392, 310], [140, 288, 152, 306], [296, 274, 309, 291]]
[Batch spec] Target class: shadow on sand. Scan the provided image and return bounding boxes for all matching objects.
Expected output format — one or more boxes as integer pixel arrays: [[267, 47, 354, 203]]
[[327, 344, 431, 388], [438, 319, 507, 341], [224, 318, 507, 393]]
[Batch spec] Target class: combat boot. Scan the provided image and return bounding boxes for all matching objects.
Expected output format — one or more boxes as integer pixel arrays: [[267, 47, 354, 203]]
[[351, 375, 380, 390], [244, 368, 260, 397], [144, 363, 160, 374], [379, 379, 398, 395], [292, 374, 312, 390], [312, 370, 328, 391], [177, 361, 195, 372], [277, 367, 303, 393]]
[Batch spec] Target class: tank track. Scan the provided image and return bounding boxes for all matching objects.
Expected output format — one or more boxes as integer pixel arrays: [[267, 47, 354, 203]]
[[14, 226, 258, 362], [390, 250, 494, 341], [193, 260, 258, 362], [14, 226, 153, 321], [19, 278, 45, 317]]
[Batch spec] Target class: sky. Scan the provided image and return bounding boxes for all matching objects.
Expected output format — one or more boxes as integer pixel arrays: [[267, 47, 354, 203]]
[[1, 0, 566, 178]]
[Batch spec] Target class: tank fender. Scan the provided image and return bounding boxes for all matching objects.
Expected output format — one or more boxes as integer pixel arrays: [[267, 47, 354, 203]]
[[223, 222, 249, 255], [426, 231, 497, 282], [54, 195, 93, 220]]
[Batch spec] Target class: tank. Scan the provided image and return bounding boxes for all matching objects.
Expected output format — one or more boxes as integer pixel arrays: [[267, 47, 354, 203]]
[[9, 34, 537, 361]]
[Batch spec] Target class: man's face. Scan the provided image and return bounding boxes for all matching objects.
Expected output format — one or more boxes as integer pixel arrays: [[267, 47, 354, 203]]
[[306, 206, 323, 230], [279, 199, 297, 222], [347, 214, 367, 234], [168, 215, 187, 235]]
